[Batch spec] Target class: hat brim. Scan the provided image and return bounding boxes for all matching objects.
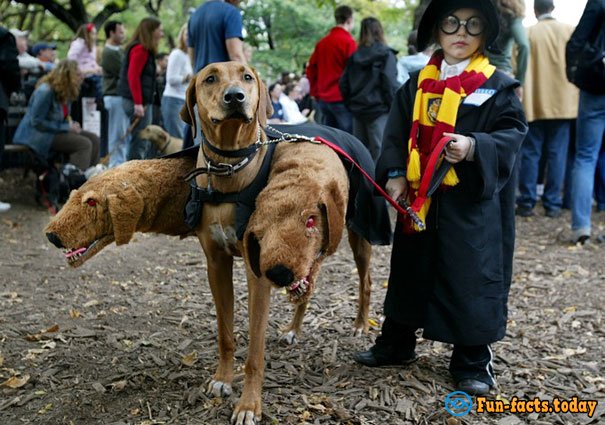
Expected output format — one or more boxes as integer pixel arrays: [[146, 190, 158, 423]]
[[417, 0, 500, 52]]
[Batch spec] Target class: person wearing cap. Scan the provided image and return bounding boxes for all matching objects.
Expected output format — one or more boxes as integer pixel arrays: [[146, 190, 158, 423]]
[[33, 42, 57, 72], [10, 28, 43, 76], [354, 0, 528, 396]]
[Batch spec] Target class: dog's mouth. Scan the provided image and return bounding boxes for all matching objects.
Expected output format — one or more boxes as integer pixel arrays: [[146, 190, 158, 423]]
[[288, 275, 311, 302], [211, 110, 252, 124], [62, 235, 114, 268]]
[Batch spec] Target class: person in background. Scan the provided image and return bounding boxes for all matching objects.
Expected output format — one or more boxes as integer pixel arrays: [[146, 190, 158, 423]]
[[188, 0, 246, 72], [280, 83, 308, 124], [162, 24, 193, 139], [487, 0, 529, 99], [566, 0, 605, 244], [340, 16, 398, 162], [354, 0, 527, 396], [101, 20, 129, 168], [397, 30, 433, 86], [0, 25, 22, 213], [306, 4, 356, 133], [267, 83, 285, 124], [516, 0, 578, 218], [297, 66, 313, 118], [32, 42, 57, 72], [68, 23, 103, 100], [117, 16, 163, 160], [153, 52, 168, 127], [10, 29, 44, 78], [12, 59, 100, 172]]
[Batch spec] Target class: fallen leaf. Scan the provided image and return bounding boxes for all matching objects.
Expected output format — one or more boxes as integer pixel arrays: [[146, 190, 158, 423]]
[[181, 351, 198, 367], [1, 374, 31, 388], [83, 299, 99, 308], [0, 353, 4, 366], [111, 380, 127, 391], [69, 309, 81, 318], [37, 403, 53, 414]]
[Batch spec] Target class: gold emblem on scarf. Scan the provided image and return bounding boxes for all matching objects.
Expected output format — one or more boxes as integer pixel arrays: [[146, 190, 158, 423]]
[[427, 98, 441, 123]]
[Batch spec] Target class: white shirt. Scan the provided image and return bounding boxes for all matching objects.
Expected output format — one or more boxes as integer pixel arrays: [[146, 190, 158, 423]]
[[279, 94, 307, 125], [439, 58, 471, 80], [18, 52, 41, 71], [163, 49, 193, 100]]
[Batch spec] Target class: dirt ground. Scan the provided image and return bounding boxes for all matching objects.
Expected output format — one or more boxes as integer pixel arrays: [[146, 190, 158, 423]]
[[0, 169, 604, 425]]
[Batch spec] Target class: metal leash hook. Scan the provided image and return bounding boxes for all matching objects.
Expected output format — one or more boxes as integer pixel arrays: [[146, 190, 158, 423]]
[[398, 198, 426, 231]]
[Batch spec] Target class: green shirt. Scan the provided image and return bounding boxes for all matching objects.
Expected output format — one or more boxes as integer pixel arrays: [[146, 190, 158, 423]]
[[487, 17, 529, 85], [101, 44, 123, 96]]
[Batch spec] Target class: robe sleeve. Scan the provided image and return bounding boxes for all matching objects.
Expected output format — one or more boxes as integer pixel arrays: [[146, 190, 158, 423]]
[[375, 75, 415, 187], [467, 86, 528, 201]]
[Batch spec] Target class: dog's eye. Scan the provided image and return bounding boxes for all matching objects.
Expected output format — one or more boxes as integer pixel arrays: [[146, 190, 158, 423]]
[[305, 216, 316, 228], [205, 75, 216, 83], [243, 73, 254, 82], [86, 199, 97, 207]]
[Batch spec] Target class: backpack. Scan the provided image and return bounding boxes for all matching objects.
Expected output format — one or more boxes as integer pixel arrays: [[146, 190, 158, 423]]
[[35, 163, 87, 215], [566, 21, 605, 94]]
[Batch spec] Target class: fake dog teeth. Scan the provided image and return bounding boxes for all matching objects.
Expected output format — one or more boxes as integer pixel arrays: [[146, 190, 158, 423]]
[[289, 278, 309, 298]]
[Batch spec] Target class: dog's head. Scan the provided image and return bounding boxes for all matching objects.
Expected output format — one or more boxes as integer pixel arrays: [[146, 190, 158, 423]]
[[44, 167, 145, 268], [139, 125, 169, 149], [180, 62, 272, 144], [243, 180, 346, 304]]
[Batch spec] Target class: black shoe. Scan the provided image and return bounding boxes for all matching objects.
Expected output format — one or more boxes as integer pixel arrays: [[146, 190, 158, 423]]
[[353, 345, 417, 368], [575, 235, 590, 245], [456, 379, 491, 396], [545, 208, 561, 218], [515, 206, 534, 217]]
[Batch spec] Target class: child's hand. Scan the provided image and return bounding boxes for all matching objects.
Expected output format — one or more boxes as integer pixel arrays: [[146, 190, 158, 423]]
[[386, 177, 408, 204], [443, 132, 471, 164]]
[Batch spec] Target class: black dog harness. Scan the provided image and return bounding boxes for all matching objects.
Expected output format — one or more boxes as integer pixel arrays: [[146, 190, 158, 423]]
[[183, 136, 276, 240]]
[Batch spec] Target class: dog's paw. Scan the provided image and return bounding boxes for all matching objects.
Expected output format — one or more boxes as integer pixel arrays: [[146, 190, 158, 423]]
[[279, 330, 298, 345], [231, 409, 260, 425], [207, 380, 232, 398]]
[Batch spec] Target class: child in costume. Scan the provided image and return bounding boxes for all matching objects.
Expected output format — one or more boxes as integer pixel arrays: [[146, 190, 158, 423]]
[[354, 0, 528, 396]]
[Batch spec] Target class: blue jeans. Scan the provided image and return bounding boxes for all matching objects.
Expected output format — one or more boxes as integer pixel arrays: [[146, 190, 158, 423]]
[[352, 114, 388, 163], [316, 100, 353, 134], [161, 96, 186, 139], [103, 96, 129, 168], [517, 120, 571, 212], [122, 98, 154, 160], [571, 91, 605, 236]]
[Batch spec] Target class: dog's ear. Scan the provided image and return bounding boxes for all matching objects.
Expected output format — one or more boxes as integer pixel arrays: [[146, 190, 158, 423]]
[[107, 185, 144, 245], [180, 75, 197, 137], [319, 181, 346, 256], [253, 69, 273, 128], [244, 231, 262, 278]]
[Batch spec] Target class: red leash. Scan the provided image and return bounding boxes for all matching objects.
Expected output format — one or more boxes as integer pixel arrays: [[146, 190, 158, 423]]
[[314, 136, 454, 231]]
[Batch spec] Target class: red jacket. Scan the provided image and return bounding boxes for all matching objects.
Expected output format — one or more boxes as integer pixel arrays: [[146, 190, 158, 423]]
[[307, 26, 357, 103]]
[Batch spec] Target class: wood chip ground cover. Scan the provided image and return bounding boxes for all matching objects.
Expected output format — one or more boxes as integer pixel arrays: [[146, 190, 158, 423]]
[[1, 171, 603, 424]]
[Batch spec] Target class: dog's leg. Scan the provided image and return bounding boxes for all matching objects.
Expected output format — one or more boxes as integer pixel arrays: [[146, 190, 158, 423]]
[[231, 271, 271, 425], [280, 301, 308, 345], [202, 240, 236, 398], [347, 229, 372, 336]]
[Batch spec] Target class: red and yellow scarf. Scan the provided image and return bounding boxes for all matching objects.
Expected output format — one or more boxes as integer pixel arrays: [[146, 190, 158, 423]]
[[402, 51, 495, 232]]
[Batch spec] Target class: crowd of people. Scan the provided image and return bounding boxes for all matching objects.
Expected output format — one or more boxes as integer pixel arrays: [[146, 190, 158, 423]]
[[0, 0, 604, 400]]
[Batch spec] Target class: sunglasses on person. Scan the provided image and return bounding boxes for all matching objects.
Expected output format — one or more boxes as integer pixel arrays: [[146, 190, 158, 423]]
[[440, 15, 485, 36]]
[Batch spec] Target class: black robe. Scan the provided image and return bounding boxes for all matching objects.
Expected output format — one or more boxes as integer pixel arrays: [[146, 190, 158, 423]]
[[376, 70, 528, 345]]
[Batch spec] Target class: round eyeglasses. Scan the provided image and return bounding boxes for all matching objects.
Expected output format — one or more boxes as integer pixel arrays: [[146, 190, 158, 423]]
[[440, 15, 485, 36]]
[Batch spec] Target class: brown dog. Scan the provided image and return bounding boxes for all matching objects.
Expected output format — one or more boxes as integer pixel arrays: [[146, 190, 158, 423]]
[[44, 157, 195, 267], [180, 62, 374, 425], [139, 124, 183, 155]]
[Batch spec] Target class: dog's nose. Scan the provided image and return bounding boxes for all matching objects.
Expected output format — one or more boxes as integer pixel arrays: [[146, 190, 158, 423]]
[[46, 232, 64, 249], [265, 264, 294, 287], [223, 87, 246, 105]]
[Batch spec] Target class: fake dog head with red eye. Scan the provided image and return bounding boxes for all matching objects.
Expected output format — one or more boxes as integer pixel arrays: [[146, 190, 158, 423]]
[[244, 178, 347, 305], [44, 167, 146, 268]]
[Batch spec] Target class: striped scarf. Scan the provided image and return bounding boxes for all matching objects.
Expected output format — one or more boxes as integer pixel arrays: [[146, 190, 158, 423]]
[[402, 51, 495, 232]]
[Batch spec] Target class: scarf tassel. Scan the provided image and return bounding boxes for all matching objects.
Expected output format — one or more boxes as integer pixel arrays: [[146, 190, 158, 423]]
[[407, 145, 421, 182]]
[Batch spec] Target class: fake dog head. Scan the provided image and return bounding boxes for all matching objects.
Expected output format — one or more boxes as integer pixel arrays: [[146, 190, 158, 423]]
[[44, 158, 193, 268], [179, 62, 272, 146], [244, 170, 347, 305], [44, 179, 143, 267]]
